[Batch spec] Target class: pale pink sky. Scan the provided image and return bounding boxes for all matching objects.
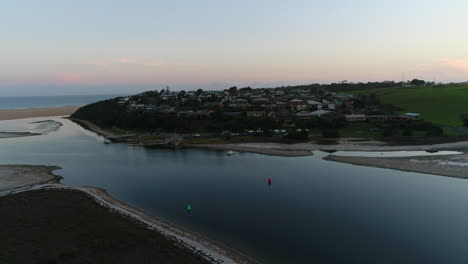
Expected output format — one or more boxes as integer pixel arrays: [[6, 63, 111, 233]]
[[1, 0, 468, 95]]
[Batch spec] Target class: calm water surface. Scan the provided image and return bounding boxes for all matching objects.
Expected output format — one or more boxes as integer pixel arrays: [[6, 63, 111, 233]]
[[1, 117, 468, 264]]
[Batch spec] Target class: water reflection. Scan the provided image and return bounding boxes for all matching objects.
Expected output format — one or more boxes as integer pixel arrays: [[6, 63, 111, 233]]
[[1, 117, 468, 264]]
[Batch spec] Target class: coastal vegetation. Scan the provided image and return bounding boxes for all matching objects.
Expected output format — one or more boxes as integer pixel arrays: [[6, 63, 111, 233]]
[[0, 189, 211, 264]]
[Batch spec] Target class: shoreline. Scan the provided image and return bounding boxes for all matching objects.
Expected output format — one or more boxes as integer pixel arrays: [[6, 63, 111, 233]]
[[324, 155, 468, 179], [0, 106, 79, 121], [0, 165, 256, 264], [186, 143, 313, 157], [70, 119, 468, 157]]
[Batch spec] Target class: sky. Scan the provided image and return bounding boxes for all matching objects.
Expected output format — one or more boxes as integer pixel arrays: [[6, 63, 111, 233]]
[[1, 0, 468, 95]]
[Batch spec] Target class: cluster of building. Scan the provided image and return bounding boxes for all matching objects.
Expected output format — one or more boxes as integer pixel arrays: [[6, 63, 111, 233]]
[[119, 86, 420, 123]]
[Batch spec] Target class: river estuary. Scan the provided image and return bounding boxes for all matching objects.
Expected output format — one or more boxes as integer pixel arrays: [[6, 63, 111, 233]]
[[1, 117, 468, 264]]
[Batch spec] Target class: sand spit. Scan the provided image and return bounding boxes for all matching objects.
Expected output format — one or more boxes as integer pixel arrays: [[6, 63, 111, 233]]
[[0, 165, 255, 264], [188, 144, 313, 157], [0, 132, 40, 138], [205, 140, 468, 153], [325, 154, 468, 179], [0, 165, 62, 191], [0, 106, 79, 121]]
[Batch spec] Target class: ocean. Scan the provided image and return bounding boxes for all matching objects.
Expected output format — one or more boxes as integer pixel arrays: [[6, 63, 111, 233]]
[[0, 94, 124, 109]]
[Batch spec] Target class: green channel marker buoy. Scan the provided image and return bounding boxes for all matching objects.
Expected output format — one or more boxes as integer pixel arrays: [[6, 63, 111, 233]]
[[187, 204, 192, 212]]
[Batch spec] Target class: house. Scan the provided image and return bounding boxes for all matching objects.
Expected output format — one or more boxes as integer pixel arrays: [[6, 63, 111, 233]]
[[129, 103, 145, 110], [289, 99, 304, 104], [293, 103, 309, 111], [117, 97, 130, 104], [246, 111, 266, 118], [177, 110, 194, 118], [311, 109, 332, 117], [289, 100, 308, 111], [267, 112, 276, 119], [223, 112, 243, 118], [296, 111, 315, 119], [198, 94, 214, 102], [366, 115, 389, 121], [228, 99, 249, 108], [345, 114, 366, 122], [252, 98, 270, 104], [324, 103, 336, 110], [306, 100, 323, 110], [404, 113, 421, 120], [275, 102, 288, 109], [191, 110, 214, 119]]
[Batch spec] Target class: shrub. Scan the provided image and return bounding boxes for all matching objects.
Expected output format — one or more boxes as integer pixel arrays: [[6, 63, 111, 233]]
[[322, 129, 340, 138], [284, 130, 309, 140], [382, 128, 395, 137], [461, 115, 468, 127], [402, 128, 413, 136], [425, 126, 444, 137]]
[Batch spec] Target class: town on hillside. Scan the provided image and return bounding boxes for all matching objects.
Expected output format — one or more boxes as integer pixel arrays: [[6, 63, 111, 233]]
[[122, 85, 420, 124], [72, 81, 449, 145]]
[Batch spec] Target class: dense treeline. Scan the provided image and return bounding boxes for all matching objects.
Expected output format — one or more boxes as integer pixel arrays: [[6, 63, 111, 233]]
[[72, 99, 126, 127], [71, 98, 279, 132], [71, 97, 348, 133]]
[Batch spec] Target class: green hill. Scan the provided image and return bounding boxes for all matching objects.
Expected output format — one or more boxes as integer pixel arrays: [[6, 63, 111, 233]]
[[355, 84, 468, 127]]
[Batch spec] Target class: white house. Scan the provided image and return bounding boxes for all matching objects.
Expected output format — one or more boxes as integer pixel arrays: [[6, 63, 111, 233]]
[[404, 113, 421, 120], [311, 109, 332, 117], [345, 114, 366, 122]]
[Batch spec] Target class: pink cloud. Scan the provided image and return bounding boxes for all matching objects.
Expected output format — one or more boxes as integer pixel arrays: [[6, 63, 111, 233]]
[[119, 58, 137, 64], [440, 58, 468, 71], [60, 73, 81, 83]]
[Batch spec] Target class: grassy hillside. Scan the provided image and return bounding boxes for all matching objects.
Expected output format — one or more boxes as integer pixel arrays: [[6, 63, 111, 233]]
[[354, 84, 468, 127]]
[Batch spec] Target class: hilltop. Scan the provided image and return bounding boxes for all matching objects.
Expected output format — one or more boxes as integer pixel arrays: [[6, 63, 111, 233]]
[[351, 84, 468, 128]]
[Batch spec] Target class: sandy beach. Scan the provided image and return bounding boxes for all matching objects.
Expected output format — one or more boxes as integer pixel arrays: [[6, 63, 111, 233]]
[[0, 165, 255, 264], [198, 139, 468, 153], [188, 143, 313, 157], [0, 106, 79, 121], [186, 139, 468, 158], [325, 154, 468, 179]]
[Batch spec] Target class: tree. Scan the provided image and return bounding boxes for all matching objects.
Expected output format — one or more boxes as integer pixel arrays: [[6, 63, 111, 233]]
[[196, 89, 204, 96], [240, 87, 253, 93], [382, 128, 395, 137], [410, 79, 426, 86], [425, 126, 444, 137], [228, 86, 238, 96], [322, 129, 340, 138], [402, 128, 413, 136], [461, 115, 468, 127]]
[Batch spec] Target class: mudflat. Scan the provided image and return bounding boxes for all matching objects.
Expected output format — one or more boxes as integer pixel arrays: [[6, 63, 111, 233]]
[[0, 165, 61, 191]]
